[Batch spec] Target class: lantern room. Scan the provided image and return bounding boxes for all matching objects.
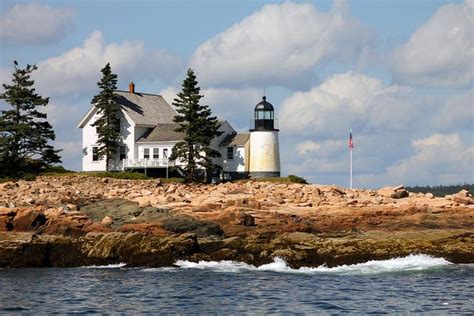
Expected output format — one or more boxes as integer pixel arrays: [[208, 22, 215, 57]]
[[252, 96, 278, 131]]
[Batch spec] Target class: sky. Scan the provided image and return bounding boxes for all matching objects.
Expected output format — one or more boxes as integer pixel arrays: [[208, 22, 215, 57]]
[[0, 0, 473, 188]]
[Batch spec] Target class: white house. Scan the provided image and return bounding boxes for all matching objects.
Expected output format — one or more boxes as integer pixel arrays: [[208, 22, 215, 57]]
[[77, 82, 280, 179]]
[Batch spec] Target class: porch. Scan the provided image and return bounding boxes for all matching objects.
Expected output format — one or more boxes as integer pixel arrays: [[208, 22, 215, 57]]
[[122, 158, 175, 169]]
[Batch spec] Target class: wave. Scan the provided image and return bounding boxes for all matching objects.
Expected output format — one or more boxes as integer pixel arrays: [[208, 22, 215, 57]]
[[142, 267, 179, 272], [81, 263, 127, 269], [175, 254, 451, 275]]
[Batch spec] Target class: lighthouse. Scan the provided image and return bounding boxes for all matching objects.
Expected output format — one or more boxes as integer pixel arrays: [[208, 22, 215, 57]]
[[249, 96, 281, 178]]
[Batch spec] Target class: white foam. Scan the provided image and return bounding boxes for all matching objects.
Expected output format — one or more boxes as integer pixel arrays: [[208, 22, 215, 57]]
[[142, 267, 179, 272], [175, 260, 253, 272], [175, 254, 451, 275], [302, 254, 451, 274], [82, 263, 127, 269]]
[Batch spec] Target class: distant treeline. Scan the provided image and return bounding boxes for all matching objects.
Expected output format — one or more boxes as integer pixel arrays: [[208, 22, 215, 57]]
[[405, 184, 473, 197]]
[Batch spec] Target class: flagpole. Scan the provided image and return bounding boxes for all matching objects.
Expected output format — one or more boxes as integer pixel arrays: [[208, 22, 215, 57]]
[[349, 129, 353, 189], [350, 149, 352, 189]]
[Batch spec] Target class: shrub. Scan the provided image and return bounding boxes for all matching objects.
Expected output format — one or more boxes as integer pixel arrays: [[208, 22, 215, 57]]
[[0, 177, 14, 183], [89, 171, 150, 180], [22, 173, 37, 181], [43, 165, 73, 174], [160, 177, 184, 183], [288, 174, 308, 184]]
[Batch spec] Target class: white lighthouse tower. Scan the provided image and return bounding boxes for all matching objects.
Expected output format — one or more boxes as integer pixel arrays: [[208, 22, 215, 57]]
[[249, 96, 281, 178]]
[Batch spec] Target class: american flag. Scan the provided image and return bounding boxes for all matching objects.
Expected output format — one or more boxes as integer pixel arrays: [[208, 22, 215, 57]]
[[349, 130, 354, 151]]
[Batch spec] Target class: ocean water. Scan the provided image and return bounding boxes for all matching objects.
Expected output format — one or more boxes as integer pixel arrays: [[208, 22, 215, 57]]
[[0, 254, 473, 314]]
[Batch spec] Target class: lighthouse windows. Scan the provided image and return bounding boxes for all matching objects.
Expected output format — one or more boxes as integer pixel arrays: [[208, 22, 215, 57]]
[[255, 110, 274, 120], [227, 147, 234, 160]]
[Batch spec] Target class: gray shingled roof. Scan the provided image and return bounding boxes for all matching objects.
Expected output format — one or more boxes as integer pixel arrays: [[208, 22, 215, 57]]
[[114, 90, 176, 126], [137, 123, 184, 142], [220, 133, 250, 147]]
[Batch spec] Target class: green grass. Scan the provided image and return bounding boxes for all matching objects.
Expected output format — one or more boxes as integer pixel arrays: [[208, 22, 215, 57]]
[[43, 165, 73, 174], [0, 177, 14, 183], [160, 177, 185, 183], [287, 174, 308, 184], [42, 171, 187, 182], [89, 172, 150, 180], [236, 175, 309, 184], [40, 171, 149, 180]]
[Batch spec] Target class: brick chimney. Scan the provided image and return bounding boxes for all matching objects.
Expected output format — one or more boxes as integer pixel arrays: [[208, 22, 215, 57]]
[[129, 81, 135, 94]]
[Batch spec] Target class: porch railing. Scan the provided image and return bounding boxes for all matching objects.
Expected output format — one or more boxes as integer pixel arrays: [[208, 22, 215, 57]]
[[122, 158, 176, 169]]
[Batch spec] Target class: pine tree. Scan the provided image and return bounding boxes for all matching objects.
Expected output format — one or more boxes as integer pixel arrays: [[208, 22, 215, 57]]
[[0, 61, 61, 177], [170, 69, 222, 183], [90, 63, 120, 172]]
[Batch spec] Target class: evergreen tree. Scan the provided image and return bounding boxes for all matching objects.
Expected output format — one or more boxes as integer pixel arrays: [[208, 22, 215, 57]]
[[0, 61, 61, 177], [170, 69, 222, 183], [90, 63, 120, 171]]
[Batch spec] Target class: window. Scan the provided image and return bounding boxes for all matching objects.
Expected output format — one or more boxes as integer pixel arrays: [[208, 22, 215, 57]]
[[163, 148, 168, 159], [255, 110, 273, 119], [92, 146, 99, 161], [144, 148, 150, 159], [114, 120, 120, 133], [119, 146, 126, 160], [227, 147, 234, 160], [153, 148, 159, 159]]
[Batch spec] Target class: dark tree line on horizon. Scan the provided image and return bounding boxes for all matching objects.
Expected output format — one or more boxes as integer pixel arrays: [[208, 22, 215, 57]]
[[405, 184, 473, 197]]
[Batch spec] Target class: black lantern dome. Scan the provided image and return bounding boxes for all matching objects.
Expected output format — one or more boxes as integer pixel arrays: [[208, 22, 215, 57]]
[[255, 96, 274, 111], [251, 96, 278, 131]]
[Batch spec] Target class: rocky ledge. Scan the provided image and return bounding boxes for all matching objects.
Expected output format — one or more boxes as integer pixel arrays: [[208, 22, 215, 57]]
[[1, 176, 473, 268]]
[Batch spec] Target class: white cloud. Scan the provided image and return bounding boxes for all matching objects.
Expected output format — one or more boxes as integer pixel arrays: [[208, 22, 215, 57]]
[[391, 0, 474, 87], [42, 96, 94, 172], [190, 1, 372, 87], [279, 71, 426, 138], [45, 100, 84, 127], [296, 140, 321, 155], [0, 3, 74, 45], [432, 91, 474, 131], [277, 71, 474, 187], [159, 86, 179, 107], [412, 133, 460, 148], [202, 88, 262, 130], [32, 31, 183, 96], [283, 131, 474, 187], [382, 133, 474, 185]]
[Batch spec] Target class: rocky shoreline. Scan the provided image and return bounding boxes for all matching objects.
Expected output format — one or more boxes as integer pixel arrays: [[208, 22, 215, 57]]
[[1, 176, 473, 268]]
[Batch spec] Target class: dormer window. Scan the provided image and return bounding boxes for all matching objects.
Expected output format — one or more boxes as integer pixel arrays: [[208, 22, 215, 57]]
[[227, 147, 234, 160]]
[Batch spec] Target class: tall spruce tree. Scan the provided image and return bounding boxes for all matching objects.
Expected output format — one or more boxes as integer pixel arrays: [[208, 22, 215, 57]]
[[0, 61, 61, 177], [90, 63, 120, 171], [170, 69, 222, 183]]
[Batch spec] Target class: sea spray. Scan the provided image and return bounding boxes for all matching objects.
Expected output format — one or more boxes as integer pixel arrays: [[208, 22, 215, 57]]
[[82, 263, 127, 269], [174, 254, 451, 275]]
